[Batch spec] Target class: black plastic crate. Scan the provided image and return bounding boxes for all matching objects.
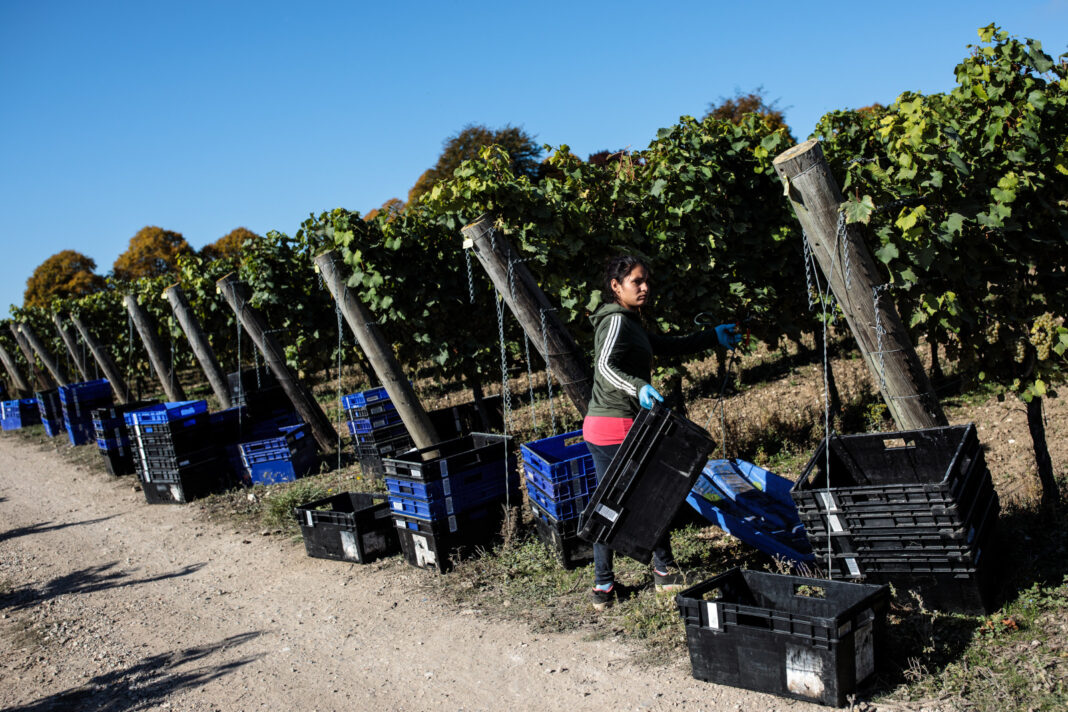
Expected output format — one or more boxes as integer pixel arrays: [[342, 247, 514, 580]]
[[102, 448, 137, 477], [427, 395, 505, 440], [675, 569, 890, 707], [532, 509, 594, 569], [140, 461, 229, 504], [863, 567, 997, 615], [392, 500, 508, 573], [578, 402, 715, 563], [383, 433, 512, 482], [36, 389, 63, 422], [294, 492, 399, 563], [792, 425, 983, 511]]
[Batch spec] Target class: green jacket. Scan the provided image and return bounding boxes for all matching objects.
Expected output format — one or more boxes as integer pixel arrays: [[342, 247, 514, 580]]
[[586, 302, 718, 419]]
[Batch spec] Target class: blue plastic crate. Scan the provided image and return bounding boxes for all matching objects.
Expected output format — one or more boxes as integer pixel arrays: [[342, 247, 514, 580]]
[[244, 448, 316, 486], [524, 481, 590, 521], [520, 431, 596, 484], [348, 410, 404, 434], [65, 420, 96, 446], [341, 386, 390, 411], [1, 399, 40, 430], [239, 424, 308, 455], [97, 435, 130, 451], [387, 483, 518, 521], [688, 459, 814, 564], [524, 467, 597, 501], [58, 379, 111, 404], [349, 421, 408, 444], [702, 458, 801, 532], [385, 461, 519, 503], [124, 401, 208, 426], [344, 398, 397, 421]]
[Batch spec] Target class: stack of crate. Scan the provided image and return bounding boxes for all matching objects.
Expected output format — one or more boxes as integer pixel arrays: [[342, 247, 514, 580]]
[[227, 367, 291, 418], [521, 431, 598, 569], [236, 423, 317, 486], [92, 401, 158, 476], [343, 387, 412, 477], [791, 424, 999, 614], [35, 389, 64, 437], [384, 433, 518, 572], [59, 379, 113, 446], [1, 398, 40, 431], [125, 401, 223, 504]]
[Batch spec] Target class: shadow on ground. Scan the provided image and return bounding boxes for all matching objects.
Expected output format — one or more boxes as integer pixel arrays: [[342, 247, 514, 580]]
[[0, 515, 120, 545], [5, 631, 264, 712], [0, 561, 206, 612]]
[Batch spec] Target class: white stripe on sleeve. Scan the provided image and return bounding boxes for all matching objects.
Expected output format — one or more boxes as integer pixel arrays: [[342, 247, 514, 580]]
[[598, 315, 637, 396]]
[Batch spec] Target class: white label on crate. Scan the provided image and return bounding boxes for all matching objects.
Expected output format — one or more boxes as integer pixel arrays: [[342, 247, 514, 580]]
[[818, 491, 838, 512], [305, 511, 314, 528], [169, 485, 181, 502], [703, 601, 721, 631], [413, 533, 436, 567], [854, 615, 875, 681], [845, 557, 861, 577], [596, 504, 619, 523], [448, 516, 458, 533], [828, 514, 845, 533], [440, 460, 448, 476], [786, 645, 825, 700], [446, 498, 455, 515], [340, 531, 360, 562], [443, 479, 452, 497], [393, 501, 403, 511]]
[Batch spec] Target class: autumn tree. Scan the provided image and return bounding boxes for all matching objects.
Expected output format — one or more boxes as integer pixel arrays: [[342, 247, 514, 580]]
[[364, 198, 405, 222], [199, 227, 261, 262], [112, 226, 193, 281], [705, 87, 792, 136], [407, 124, 541, 204], [23, 250, 106, 307]]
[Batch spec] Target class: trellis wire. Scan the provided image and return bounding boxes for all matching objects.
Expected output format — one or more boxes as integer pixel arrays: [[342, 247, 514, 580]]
[[539, 308, 558, 436]]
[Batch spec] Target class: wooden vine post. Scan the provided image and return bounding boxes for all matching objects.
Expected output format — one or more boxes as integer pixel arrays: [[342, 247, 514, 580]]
[[19, 323, 71, 386], [773, 139, 946, 431], [164, 284, 232, 410], [52, 313, 90, 382], [216, 274, 337, 452], [314, 250, 441, 449], [461, 215, 592, 416], [69, 314, 131, 404], [9, 323, 55, 391], [123, 295, 186, 402], [0, 341, 33, 397]]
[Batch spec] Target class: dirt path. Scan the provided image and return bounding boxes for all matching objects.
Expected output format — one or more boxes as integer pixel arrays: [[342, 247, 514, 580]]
[[0, 435, 835, 712]]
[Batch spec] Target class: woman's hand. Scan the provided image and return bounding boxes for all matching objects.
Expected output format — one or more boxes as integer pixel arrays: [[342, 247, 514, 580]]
[[638, 384, 664, 409], [715, 323, 743, 350]]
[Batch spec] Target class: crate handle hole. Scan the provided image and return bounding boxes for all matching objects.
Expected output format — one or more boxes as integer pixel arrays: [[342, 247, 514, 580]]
[[882, 438, 914, 450], [736, 613, 772, 629], [701, 590, 724, 601]]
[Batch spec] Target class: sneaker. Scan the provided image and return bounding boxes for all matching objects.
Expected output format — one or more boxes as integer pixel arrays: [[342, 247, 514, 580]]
[[590, 584, 616, 610], [653, 569, 685, 592]]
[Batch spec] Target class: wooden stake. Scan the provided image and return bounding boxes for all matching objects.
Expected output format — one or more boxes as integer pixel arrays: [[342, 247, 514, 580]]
[[315, 250, 441, 449], [69, 314, 131, 404], [216, 274, 337, 452], [461, 215, 592, 416], [164, 285, 233, 409], [19, 323, 71, 386], [52, 313, 90, 381], [773, 139, 946, 430], [9, 323, 55, 391], [0, 340, 33, 397], [123, 295, 186, 402]]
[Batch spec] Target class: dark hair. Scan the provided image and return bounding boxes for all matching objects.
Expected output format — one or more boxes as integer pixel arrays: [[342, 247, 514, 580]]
[[603, 255, 648, 304]]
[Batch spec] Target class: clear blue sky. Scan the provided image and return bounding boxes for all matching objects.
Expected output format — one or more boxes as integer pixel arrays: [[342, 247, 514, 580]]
[[2, 1, 1065, 319]]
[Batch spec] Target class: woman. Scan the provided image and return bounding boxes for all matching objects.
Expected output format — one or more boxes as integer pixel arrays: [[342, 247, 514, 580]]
[[583, 255, 740, 610]]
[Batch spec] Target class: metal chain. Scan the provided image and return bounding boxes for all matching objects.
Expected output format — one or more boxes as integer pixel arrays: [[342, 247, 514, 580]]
[[336, 298, 344, 470], [540, 309, 558, 435], [802, 232, 816, 311], [126, 312, 133, 385], [236, 308, 244, 426], [873, 284, 890, 392], [836, 212, 852, 291], [495, 291, 513, 432], [464, 248, 476, 304], [524, 334, 537, 430]]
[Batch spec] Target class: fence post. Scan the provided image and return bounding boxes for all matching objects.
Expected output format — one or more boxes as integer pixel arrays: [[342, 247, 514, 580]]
[[69, 314, 132, 404]]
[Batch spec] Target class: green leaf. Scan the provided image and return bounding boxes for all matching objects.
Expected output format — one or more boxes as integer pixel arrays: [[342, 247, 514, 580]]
[[842, 195, 876, 224], [650, 179, 668, 198], [945, 213, 965, 235], [875, 242, 900, 264]]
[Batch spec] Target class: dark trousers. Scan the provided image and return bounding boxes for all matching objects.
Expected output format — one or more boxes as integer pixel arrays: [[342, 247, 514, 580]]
[[587, 441, 676, 587]]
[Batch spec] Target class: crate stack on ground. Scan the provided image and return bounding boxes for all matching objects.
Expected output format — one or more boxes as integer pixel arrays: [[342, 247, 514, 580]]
[[521, 431, 597, 569], [125, 401, 225, 504], [208, 406, 250, 482], [687, 458, 814, 564], [236, 422, 316, 486], [384, 433, 519, 572], [92, 401, 158, 476], [1, 398, 40, 431], [343, 386, 412, 477], [675, 568, 890, 707], [294, 492, 399, 564], [59, 379, 113, 446], [35, 389, 64, 437], [228, 367, 292, 419], [791, 424, 999, 614]]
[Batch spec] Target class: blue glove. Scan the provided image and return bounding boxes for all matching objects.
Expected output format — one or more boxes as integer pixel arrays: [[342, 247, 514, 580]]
[[638, 384, 664, 409], [715, 323, 743, 350]]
